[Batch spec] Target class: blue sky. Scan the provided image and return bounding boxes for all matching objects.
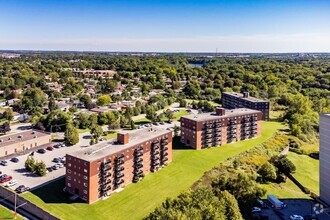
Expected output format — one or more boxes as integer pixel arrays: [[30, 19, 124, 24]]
[[1, 0, 330, 52]]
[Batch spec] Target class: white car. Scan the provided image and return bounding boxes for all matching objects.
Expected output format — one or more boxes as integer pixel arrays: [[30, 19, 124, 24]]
[[1, 160, 8, 166], [251, 207, 261, 213], [5, 180, 17, 187], [57, 163, 64, 168], [290, 215, 304, 220]]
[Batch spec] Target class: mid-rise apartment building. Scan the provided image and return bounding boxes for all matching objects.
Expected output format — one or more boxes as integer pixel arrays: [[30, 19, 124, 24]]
[[222, 92, 270, 120], [65, 127, 172, 204], [181, 108, 262, 150], [320, 113, 330, 205]]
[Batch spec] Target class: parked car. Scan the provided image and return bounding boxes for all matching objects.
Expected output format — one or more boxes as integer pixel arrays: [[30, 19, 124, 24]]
[[15, 185, 30, 193], [99, 137, 106, 141], [290, 215, 304, 220], [37, 148, 46, 154], [57, 163, 64, 168], [53, 144, 61, 149], [0, 175, 12, 183], [251, 207, 261, 213], [46, 146, 54, 151], [46, 167, 53, 172], [5, 180, 17, 187], [160, 122, 165, 125], [11, 157, 19, 163], [1, 160, 8, 166], [53, 157, 61, 163], [30, 151, 35, 156], [52, 165, 59, 170], [61, 143, 66, 147], [153, 122, 159, 125]]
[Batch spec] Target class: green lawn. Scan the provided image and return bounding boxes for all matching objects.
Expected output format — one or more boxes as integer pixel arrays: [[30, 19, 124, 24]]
[[262, 152, 319, 199], [134, 110, 189, 125], [78, 128, 90, 134], [102, 131, 118, 140], [22, 121, 284, 220], [0, 205, 24, 220], [186, 99, 221, 107], [134, 117, 151, 125]]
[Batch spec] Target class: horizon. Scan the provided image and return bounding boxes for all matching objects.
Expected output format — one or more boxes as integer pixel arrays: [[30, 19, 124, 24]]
[[1, 0, 330, 52]]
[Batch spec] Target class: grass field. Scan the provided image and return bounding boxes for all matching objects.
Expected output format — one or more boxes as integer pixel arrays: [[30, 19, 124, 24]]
[[102, 131, 118, 140], [22, 121, 284, 220], [186, 99, 221, 107], [262, 151, 319, 199], [0, 205, 24, 220], [78, 128, 89, 134], [134, 110, 189, 125]]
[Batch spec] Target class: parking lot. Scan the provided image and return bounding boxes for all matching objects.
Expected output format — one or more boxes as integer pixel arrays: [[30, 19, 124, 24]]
[[0, 121, 178, 192], [256, 199, 330, 220]]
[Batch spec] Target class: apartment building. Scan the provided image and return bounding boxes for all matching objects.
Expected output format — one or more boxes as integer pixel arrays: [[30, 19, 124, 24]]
[[0, 130, 51, 157], [222, 92, 270, 120], [65, 127, 172, 204], [320, 113, 330, 205], [180, 107, 262, 150]]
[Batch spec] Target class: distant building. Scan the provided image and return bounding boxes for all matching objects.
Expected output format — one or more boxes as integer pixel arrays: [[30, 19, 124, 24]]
[[320, 113, 330, 205], [0, 130, 51, 157], [65, 128, 172, 203], [222, 92, 270, 120], [180, 107, 262, 150]]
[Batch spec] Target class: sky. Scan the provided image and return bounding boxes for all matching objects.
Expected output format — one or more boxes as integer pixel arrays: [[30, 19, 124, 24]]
[[1, 0, 330, 52]]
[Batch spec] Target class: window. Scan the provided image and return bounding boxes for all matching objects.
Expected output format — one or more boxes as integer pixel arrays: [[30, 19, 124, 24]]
[[83, 190, 87, 194], [84, 175, 88, 180], [84, 182, 88, 187], [67, 169, 71, 173], [68, 163, 71, 167], [84, 169, 87, 173], [67, 183, 71, 187], [67, 176, 71, 180]]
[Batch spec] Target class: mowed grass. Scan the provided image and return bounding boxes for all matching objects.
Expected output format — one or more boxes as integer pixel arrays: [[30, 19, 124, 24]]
[[134, 110, 189, 125], [262, 152, 319, 199], [22, 121, 284, 220], [0, 205, 24, 220], [186, 99, 221, 107]]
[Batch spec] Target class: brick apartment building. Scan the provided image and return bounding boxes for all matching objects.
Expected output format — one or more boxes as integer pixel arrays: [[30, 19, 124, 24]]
[[222, 92, 270, 120], [0, 130, 51, 157], [180, 107, 262, 150], [65, 127, 172, 203], [320, 113, 330, 205]]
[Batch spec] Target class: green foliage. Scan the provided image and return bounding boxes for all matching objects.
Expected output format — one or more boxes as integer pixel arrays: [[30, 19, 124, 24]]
[[97, 94, 112, 106], [25, 156, 36, 172], [90, 124, 103, 142], [257, 162, 277, 183], [145, 187, 242, 220], [21, 88, 47, 115], [275, 156, 296, 174], [65, 123, 79, 145], [34, 161, 47, 176], [3, 108, 14, 121]]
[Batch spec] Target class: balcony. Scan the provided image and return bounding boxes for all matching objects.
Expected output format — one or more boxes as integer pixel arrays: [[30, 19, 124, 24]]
[[102, 172, 111, 178], [104, 160, 111, 165], [251, 126, 257, 131], [102, 185, 111, 192], [215, 123, 221, 127], [115, 159, 124, 165], [151, 150, 160, 155], [160, 146, 168, 151], [134, 170, 143, 176], [151, 161, 160, 166], [161, 139, 168, 145], [134, 151, 143, 157], [115, 166, 124, 172], [102, 165, 111, 172], [115, 179, 124, 185], [115, 173, 124, 179], [151, 155, 160, 161], [117, 154, 124, 159], [152, 144, 160, 150], [162, 152, 168, 157], [135, 163, 143, 169], [134, 157, 143, 163]]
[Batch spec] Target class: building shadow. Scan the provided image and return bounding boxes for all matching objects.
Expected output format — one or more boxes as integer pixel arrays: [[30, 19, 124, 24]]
[[172, 136, 192, 150], [29, 177, 85, 204]]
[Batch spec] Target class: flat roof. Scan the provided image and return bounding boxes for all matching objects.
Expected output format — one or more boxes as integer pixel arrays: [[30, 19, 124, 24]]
[[68, 127, 170, 162], [0, 130, 50, 148], [181, 108, 261, 122], [223, 92, 269, 103]]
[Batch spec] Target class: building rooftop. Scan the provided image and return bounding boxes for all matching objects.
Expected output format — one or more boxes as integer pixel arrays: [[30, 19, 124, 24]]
[[0, 130, 50, 148], [68, 127, 171, 162], [223, 92, 269, 103], [181, 108, 261, 122]]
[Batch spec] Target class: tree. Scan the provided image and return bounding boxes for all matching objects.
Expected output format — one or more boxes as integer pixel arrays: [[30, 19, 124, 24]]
[[130, 120, 136, 130], [108, 119, 120, 131], [21, 88, 47, 115], [97, 94, 112, 106], [178, 98, 187, 107], [90, 125, 103, 143], [174, 125, 180, 137], [275, 156, 296, 174], [35, 161, 47, 176], [48, 97, 58, 111], [146, 106, 157, 122], [25, 156, 36, 172], [164, 109, 174, 122], [65, 123, 79, 145], [257, 162, 277, 183], [3, 108, 14, 121], [0, 122, 11, 134]]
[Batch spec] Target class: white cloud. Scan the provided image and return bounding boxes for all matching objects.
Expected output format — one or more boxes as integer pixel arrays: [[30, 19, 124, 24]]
[[1, 33, 330, 52]]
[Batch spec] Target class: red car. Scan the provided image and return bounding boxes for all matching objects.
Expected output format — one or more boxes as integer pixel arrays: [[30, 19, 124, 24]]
[[46, 146, 54, 151], [0, 175, 12, 183]]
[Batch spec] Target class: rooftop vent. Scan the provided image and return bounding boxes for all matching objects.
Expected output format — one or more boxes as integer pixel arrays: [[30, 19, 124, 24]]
[[18, 135, 23, 138]]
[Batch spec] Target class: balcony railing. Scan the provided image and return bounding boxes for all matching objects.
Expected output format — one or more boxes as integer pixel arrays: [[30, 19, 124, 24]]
[[104, 160, 111, 165], [115, 179, 124, 185], [115, 173, 124, 179], [117, 154, 124, 159], [151, 161, 160, 166], [162, 152, 168, 157], [160, 146, 168, 151], [134, 151, 143, 157], [151, 150, 160, 155], [115, 166, 124, 172], [115, 159, 124, 165]]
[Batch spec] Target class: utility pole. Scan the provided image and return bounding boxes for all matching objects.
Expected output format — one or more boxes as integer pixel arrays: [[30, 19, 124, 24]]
[[14, 193, 16, 219]]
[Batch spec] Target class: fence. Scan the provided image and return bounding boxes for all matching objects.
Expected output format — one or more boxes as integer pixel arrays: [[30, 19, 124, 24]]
[[0, 186, 59, 220]]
